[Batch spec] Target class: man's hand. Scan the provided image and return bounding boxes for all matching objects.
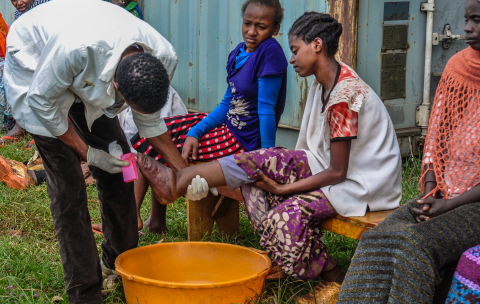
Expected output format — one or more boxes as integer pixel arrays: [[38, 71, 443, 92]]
[[254, 169, 286, 196], [412, 197, 456, 223], [147, 132, 188, 171], [86, 146, 129, 174], [182, 136, 200, 163]]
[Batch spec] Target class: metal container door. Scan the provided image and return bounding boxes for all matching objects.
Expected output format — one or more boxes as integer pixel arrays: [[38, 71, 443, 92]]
[[357, 0, 467, 156]]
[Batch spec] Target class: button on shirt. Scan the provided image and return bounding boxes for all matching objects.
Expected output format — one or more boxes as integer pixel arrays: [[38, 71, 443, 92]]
[[4, 0, 176, 139]]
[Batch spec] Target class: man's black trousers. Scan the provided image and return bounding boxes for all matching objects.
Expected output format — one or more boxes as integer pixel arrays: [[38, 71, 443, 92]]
[[31, 102, 138, 304]]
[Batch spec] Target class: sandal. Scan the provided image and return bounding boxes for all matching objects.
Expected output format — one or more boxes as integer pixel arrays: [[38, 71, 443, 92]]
[[21, 139, 35, 150], [0, 136, 20, 146], [295, 281, 341, 304], [92, 225, 103, 235], [103, 274, 121, 290]]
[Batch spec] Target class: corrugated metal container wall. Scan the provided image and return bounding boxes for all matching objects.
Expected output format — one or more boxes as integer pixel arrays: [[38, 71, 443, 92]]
[[142, 0, 328, 147], [0, 0, 357, 148]]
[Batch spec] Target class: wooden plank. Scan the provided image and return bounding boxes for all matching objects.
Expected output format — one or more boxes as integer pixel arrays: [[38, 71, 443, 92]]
[[321, 210, 395, 240], [215, 199, 240, 237], [321, 217, 370, 241], [349, 209, 395, 226], [186, 192, 218, 241], [328, 0, 360, 70]]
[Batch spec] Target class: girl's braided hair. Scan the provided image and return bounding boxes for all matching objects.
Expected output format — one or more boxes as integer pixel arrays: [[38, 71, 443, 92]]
[[241, 0, 285, 27], [288, 12, 343, 56]]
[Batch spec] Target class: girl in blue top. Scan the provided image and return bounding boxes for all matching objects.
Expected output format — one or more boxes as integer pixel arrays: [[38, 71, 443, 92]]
[[130, 0, 289, 233]]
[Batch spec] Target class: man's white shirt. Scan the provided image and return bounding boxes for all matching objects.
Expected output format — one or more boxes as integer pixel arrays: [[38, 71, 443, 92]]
[[4, 0, 176, 138]]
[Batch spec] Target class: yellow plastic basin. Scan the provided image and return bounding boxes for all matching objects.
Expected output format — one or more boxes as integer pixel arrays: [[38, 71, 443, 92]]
[[115, 242, 271, 304]]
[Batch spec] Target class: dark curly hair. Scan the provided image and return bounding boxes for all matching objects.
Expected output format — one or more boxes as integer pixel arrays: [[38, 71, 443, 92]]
[[288, 12, 343, 57], [241, 0, 284, 27], [116, 52, 170, 114]]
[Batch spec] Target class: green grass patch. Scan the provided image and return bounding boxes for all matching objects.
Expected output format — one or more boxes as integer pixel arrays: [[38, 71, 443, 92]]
[[0, 137, 422, 303]]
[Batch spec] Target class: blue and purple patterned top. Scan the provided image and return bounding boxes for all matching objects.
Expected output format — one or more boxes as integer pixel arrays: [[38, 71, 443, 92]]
[[187, 37, 288, 151], [225, 38, 288, 151]]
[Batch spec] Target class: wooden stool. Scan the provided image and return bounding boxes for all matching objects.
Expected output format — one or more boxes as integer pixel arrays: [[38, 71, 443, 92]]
[[186, 160, 244, 241], [321, 209, 395, 240]]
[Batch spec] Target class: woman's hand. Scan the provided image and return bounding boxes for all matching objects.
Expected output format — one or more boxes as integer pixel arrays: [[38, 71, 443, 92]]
[[412, 197, 457, 223], [254, 169, 287, 196], [182, 136, 200, 163]]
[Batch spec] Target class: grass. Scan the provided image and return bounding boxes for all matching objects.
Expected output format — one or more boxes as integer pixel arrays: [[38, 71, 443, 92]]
[[0, 135, 422, 303]]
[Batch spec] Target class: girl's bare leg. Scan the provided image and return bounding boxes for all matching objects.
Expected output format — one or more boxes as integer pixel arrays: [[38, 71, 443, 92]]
[[144, 196, 168, 234], [92, 166, 147, 232], [137, 153, 227, 204], [134, 167, 149, 230]]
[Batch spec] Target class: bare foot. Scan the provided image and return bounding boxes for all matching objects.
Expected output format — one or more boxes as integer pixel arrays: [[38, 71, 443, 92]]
[[144, 216, 167, 234], [137, 153, 179, 204], [92, 223, 103, 233]]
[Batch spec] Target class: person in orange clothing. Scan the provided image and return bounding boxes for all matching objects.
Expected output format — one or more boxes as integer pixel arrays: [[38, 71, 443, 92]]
[[0, 13, 8, 57], [0, 13, 9, 137]]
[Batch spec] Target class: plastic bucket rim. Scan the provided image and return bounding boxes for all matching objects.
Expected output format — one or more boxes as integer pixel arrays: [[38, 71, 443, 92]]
[[115, 242, 272, 289]]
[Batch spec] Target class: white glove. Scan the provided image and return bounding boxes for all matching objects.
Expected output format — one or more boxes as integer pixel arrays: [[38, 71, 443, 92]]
[[185, 175, 218, 201], [210, 187, 219, 196], [86, 146, 129, 174], [108, 141, 123, 159]]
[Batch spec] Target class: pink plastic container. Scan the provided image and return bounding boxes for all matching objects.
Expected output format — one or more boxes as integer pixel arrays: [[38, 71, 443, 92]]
[[120, 153, 138, 183]]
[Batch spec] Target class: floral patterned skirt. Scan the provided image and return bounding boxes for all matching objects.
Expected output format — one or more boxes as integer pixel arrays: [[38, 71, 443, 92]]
[[446, 245, 480, 303], [234, 147, 337, 279]]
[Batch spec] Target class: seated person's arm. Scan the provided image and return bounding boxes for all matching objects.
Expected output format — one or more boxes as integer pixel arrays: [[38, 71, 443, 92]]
[[131, 108, 188, 171], [423, 166, 437, 196], [182, 85, 232, 161], [414, 173, 480, 222], [258, 75, 283, 148], [256, 140, 351, 196], [255, 102, 356, 196]]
